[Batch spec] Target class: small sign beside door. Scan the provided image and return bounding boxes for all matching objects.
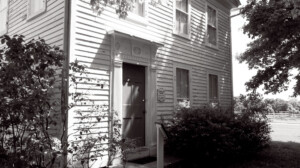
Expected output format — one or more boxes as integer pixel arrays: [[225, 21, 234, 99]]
[[157, 88, 165, 103]]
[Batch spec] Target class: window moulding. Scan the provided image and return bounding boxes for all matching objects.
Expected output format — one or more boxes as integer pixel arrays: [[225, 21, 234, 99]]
[[172, 0, 191, 40], [173, 62, 193, 109], [126, 0, 149, 26], [27, 0, 47, 21], [0, 0, 9, 36], [205, 2, 219, 50], [206, 69, 221, 105]]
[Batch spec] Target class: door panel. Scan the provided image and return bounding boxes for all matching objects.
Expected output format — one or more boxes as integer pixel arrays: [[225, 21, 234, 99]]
[[122, 63, 145, 146]]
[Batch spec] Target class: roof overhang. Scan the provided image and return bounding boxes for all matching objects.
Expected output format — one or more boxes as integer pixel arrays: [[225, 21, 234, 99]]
[[216, 0, 241, 9], [107, 28, 164, 47], [231, 0, 241, 7]]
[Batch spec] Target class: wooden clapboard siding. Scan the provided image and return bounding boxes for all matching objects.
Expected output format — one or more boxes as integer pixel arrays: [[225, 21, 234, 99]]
[[68, 1, 111, 160], [70, 0, 234, 143], [6, 0, 66, 138]]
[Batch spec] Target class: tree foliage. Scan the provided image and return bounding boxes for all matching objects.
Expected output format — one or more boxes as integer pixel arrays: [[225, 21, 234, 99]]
[[89, 0, 163, 18], [0, 35, 136, 168], [234, 94, 300, 114], [239, 0, 300, 96], [0, 35, 64, 167]]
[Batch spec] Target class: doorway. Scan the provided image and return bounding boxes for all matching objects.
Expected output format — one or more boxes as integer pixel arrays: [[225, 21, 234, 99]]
[[122, 63, 146, 147]]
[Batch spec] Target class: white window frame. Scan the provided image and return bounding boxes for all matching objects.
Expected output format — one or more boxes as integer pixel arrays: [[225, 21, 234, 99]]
[[127, 0, 149, 25], [0, 0, 9, 35], [173, 63, 192, 108], [27, 0, 47, 21], [205, 4, 219, 49], [207, 71, 220, 104], [173, 0, 191, 39]]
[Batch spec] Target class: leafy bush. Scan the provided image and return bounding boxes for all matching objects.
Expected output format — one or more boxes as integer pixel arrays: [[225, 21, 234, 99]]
[[165, 107, 271, 164], [0, 35, 64, 168], [0, 35, 136, 168]]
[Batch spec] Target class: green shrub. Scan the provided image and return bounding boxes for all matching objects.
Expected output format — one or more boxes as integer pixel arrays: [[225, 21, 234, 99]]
[[165, 107, 271, 164]]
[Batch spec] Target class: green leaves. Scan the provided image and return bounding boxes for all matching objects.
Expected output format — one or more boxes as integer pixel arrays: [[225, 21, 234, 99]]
[[165, 107, 270, 165], [240, 0, 300, 96], [0, 35, 64, 167]]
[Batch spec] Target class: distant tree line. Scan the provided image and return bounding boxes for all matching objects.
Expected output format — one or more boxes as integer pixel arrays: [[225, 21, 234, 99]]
[[234, 94, 300, 114]]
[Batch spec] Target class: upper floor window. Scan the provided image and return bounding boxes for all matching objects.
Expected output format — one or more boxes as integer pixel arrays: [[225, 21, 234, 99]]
[[27, 0, 46, 20], [126, 0, 148, 25], [208, 74, 218, 102], [176, 68, 190, 108], [132, 0, 145, 17], [0, 0, 8, 35], [174, 0, 190, 38], [206, 5, 218, 47]]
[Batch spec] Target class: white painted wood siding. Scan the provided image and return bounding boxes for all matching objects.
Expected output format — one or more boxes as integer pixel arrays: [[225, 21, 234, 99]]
[[70, 0, 233, 120], [71, 0, 232, 121]]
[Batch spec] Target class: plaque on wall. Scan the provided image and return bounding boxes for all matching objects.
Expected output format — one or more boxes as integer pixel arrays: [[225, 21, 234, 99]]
[[157, 88, 165, 103]]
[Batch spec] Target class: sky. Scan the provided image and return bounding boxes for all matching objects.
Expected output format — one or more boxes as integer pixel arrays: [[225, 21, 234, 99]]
[[231, 0, 299, 100]]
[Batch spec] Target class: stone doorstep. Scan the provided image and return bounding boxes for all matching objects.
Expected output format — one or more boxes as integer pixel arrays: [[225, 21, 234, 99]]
[[111, 156, 183, 168], [126, 147, 151, 161]]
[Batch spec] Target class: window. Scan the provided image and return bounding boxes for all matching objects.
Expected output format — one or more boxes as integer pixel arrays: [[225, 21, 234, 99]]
[[174, 0, 190, 37], [27, 0, 46, 20], [127, 0, 148, 25], [0, 0, 8, 35], [176, 68, 190, 107], [208, 74, 218, 102], [206, 5, 218, 47], [132, 0, 145, 17]]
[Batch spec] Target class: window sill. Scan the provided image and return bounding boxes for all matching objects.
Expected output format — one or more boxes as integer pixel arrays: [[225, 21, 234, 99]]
[[0, 30, 7, 36], [27, 11, 46, 21], [172, 32, 190, 40], [205, 42, 219, 50], [126, 13, 148, 27]]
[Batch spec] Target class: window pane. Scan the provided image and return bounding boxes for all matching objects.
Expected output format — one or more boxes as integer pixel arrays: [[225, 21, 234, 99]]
[[208, 6, 216, 27], [176, 69, 181, 98], [28, 0, 45, 17], [208, 26, 217, 45], [132, 0, 144, 16], [176, 0, 187, 12], [176, 10, 180, 33], [0, 10, 7, 33], [0, 0, 8, 10], [176, 11, 188, 34], [209, 74, 218, 101], [0, 0, 8, 34], [176, 68, 189, 99], [180, 12, 188, 34]]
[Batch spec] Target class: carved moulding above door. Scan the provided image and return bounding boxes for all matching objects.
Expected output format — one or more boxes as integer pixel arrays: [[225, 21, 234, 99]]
[[107, 29, 164, 65]]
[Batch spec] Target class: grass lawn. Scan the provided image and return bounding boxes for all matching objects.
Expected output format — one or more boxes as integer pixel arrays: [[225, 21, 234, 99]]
[[227, 141, 300, 168]]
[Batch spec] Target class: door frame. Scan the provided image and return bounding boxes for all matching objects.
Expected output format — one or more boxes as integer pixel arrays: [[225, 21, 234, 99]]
[[122, 62, 146, 146], [112, 59, 157, 148]]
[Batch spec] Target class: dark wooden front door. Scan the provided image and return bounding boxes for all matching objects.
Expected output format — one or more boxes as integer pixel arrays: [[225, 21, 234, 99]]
[[122, 63, 145, 146]]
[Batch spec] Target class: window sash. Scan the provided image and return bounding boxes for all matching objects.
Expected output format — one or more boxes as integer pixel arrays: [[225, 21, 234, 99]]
[[176, 0, 188, 13], [207, 6, 217, 46], [27, 0, 46, 19], [207, 26, 217, 45], [176, 10, 188, 34], [176, 68, 189, 100], [0, 0, 8, 10], [207, 6, 216, 27], [175, 0, 189, 35], [209, 74, 218, 101], [132, 0, 145, 17], [0, 0, 8, 35]]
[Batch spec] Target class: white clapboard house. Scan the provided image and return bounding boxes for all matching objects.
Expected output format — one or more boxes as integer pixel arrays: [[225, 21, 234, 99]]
[[0, 0, 240, 166]]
